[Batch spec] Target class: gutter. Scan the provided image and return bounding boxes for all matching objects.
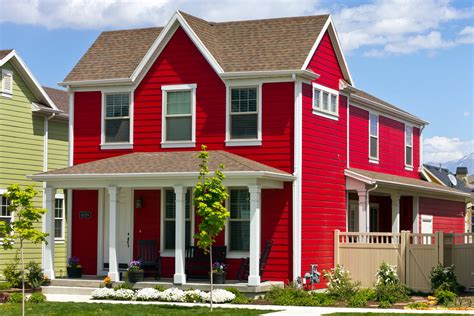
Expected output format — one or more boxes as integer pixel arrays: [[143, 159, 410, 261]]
[[58, 77, 133, 88], [220, 69, 319, 81]]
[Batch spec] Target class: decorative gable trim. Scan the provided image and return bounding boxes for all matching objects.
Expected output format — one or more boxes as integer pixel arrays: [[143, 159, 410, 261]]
[[301, 16, 354, 86]]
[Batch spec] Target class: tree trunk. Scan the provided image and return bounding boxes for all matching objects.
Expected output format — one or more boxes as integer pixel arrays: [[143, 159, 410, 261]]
[[209, 245, 213, 311], [21, 238, 25, 316]]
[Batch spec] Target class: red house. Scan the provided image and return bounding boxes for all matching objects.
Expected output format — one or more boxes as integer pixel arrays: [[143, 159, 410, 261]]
[[33, 11, 469, 287]]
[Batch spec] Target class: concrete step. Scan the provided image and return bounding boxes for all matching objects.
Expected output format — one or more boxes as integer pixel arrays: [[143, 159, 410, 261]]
[[42, 286, 96, 296], [50, 279, 103, 288]]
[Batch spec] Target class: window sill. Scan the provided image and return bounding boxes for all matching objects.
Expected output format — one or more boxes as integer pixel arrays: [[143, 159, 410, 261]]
[[227, 251, 250, 259], [161, 141, 195, 149], [160, 250, 175, 257], [55, 239, 65, 244], [225, 139, 262, 147], [405, 165, 414, 171], [1, 92, 12, 98], [100, 143, 133, 150], [312, 109, 339, 121], [369, 158, 379, 164]]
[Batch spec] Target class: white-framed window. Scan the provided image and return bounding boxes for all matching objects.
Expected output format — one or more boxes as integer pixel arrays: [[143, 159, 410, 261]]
[[101, 90, 133, 149], [369, 203, 379, 232], [54, 196, 65, 240], [0, 193, 12, 238], [405, 125, 413, 169], [369, 113, 379, 163], [347, 201, 357, 232], [162, 188, 193, 252], [226, 85, 262, 146], [1, 69, 13, 97], [312, 82, 339, 120], [227, 188, 250, 253], [161, 84, 196, 148]]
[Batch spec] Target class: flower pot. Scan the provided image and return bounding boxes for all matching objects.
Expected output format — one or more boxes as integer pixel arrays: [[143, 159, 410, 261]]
[[127, 271, 144, 283], [67, 267, 83, 279], [211, 272, 226, 284], [105, 283, 113, 288]]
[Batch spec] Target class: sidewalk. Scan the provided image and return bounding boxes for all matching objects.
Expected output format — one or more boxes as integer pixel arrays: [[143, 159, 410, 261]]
[[45, 294, 474, 315]]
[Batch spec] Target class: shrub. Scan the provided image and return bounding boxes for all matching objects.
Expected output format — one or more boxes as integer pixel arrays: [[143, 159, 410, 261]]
[[153, 285, 166, 292], [184, 290, 203, 303], [378, 300, 392, 308], [113, 282, 134, 291], [407, 301, 430, 309], [3, 259, 22, 288], [226, 287, 251, 304], [28, 292, 46, 304], [375, 262, 399, 286], [375, 283, 409, 304], [348, 288, 375, 307], [0, 292, 10, 303], [434, 289, 457, 306], [26, 261, 45, 290], [264, 286, 334, 306], [324, 265, 360, 301], [430, 264, 462, 293], [0, 281, 12, 290], [8, 293, 23, 303]]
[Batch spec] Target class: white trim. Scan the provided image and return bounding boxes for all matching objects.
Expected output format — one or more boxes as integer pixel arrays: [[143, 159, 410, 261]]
[[312, 82, 339, 120], [225, 83, 262, 145], [161, 84, 197, 147], [420, 214, 433, 234], [54, 194, 66, 242], [404, 124, 414, 169], [369, 158, 380, 164], [100, 89, 134, 149], [412, 195, 419, 233], [301, 16, 353, 85], [66, 189, 73, 259], [1, 69, 13, 97], [346, 95, 350, 168], [67, 87, 74, 166], [369, 112, 379, 162], [225, 187, 251, 257], [221, 69, 318, 81]]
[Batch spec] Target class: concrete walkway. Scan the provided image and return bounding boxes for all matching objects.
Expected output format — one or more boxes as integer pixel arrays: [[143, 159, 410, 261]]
[[45, 294, 474, 315]]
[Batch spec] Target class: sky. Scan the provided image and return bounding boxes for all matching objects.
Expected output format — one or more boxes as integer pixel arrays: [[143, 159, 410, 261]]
[[0, 0, 473, 164]]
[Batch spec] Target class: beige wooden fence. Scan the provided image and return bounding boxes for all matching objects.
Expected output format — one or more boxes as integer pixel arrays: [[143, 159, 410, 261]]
[[334, 230, 474, 291]]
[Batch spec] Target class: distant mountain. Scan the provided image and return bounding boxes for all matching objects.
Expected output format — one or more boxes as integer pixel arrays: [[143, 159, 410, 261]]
[[427, 153, 474, 175]]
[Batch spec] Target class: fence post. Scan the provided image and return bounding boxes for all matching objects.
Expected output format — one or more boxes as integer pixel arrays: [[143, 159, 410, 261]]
[[437, 231, 444, 266], [334, 230, 340, 266], [400, 231, 408, 284]]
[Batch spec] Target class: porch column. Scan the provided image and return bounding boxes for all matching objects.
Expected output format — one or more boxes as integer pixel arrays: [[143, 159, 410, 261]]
[[173, 186, 186, 285], [391, 192, 401, 233], [412, 195, 419, 233], [248, 185, 262, 286], [43, 187, 56, 279], [357, 190, 368, 233], [108, 187, 120, 282]]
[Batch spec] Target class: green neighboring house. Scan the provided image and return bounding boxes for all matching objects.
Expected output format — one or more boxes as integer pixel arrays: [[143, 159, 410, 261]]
[[0, 49, 69, 278]]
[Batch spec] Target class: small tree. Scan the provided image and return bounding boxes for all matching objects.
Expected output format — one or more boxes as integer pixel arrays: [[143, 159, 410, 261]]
[[193, 145, 229, 311], [0, 184, 47, 316]]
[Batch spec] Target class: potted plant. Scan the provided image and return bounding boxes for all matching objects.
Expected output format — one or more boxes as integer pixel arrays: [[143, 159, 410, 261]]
[[103, 276, 113, 288], [211, 262, 227, 284], [66, 256, 82, 278], [127, 260, 144, 283]]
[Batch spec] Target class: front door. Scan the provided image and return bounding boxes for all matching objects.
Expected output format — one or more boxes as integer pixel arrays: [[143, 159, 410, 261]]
[[133, 190, 161, 258]]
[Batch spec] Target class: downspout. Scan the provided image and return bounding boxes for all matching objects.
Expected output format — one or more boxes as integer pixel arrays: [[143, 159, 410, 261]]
[[419, 125, 425, 171]]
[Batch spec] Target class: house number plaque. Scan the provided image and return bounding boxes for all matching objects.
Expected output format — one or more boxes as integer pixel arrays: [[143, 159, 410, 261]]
[[79, 211, 92, 219]]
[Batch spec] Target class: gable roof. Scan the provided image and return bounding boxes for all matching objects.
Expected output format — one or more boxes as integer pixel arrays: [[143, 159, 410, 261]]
[[62, 11, 351, 84], [43, 87, 69, 114], [423, 164, 471, 193], [0, 49, 13, 60]]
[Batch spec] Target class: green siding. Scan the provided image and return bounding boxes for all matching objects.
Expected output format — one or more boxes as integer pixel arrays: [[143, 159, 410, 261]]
[[0, 61, 69, 278]]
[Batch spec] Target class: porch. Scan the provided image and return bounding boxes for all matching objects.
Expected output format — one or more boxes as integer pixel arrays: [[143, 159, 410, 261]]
[[31, 151, 295, 287]]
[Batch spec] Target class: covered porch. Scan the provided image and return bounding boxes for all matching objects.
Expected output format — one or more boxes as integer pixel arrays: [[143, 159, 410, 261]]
[[31, 151, 295, 287]]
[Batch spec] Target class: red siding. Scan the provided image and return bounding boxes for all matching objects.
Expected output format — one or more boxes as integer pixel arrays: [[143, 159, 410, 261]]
[[349, 106, 420, 178], [301, 31, 347, 284], [419, 197, 465, 233]]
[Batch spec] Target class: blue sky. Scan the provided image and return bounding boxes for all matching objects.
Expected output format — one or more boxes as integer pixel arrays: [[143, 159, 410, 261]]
[[0, 0, 473, 163]]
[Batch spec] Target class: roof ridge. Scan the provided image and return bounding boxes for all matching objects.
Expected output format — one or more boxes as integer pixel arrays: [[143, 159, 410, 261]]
[[101, 26, 163, 34]]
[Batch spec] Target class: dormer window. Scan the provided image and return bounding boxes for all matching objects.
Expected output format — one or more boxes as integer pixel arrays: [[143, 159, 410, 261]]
[[312, 82, 338, 120], [405, 125, 413, 169], [369, 113, 379, 163], [1, 69, 13, 97]]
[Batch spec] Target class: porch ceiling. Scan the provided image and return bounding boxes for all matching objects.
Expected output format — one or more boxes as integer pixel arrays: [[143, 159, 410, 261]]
[[29, 151, 294, 188], [345, 168, 470, 199]]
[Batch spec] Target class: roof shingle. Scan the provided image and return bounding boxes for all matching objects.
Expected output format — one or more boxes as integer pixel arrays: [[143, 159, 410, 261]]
[[43, 87, 69, 113], [0, 49, 13, 60]]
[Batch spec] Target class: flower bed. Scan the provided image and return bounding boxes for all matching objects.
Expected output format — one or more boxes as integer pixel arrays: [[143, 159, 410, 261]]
[[91, 287, 236, 304]]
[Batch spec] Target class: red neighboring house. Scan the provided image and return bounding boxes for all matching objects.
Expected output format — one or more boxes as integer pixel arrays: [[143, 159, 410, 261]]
[[33, 11, 469, 287]]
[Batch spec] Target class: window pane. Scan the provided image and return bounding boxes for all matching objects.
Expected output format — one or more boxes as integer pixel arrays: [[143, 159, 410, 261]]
[[406, 146, 413, 165], [369, 114, 378, 136], [230, 189, 250, 219], [105, 119, 130, 142], [55, 199, 63, 218], [106, 94, 129, 118], [322, 92, 329, 110], [230, 114, 257, 139], [165, 189, 191, 219], [185, 220, 191, 248], [166, 117, 192, 141], [330, 95, 337, 113], [370, 137, 378, 158], [405, 126, 413, 146], [313, 89, 320, 109], [54, 219, 62, 238], [229, 222, 250, 251], [167, 91, 191, 115], [165, 220, 175, 250], [1, 196, 10, 217], [230, 88, 257, 113]]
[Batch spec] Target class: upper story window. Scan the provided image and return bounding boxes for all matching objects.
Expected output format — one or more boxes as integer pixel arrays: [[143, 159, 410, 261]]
[[405, 125, 413, 169], [163, 188, 192, 251], [228, 188, 250, 253], [1, 69, 13, 97], [226, 86, 262, 147], [161, 84, 196, 148], [54, 197, 65, 240], [312, 82, 339, 120], [0, 195, 12, 238], [369, 113, 379, 163], [102, 92, 133, 149]]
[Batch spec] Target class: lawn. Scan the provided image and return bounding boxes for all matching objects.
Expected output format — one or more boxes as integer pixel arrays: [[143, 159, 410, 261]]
[[327, 314, 466, 316], [0, 302, 271, 315]]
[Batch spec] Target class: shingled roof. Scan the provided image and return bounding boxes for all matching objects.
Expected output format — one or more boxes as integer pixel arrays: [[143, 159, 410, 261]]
[[0, 49, 13, 60], [43, 87, 68, 114], [63, 12, 329, 82]]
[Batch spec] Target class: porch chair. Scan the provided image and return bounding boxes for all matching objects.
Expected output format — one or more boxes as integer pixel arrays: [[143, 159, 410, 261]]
[[137, 239, 161, 279], [237, 239, 273, 281], [185, 245, 227, 279]]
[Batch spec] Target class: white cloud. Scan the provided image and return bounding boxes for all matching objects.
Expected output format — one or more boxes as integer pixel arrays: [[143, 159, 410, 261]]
[[464, 111, 472, 117], [424, 136, 474, 163], [0, 0, 472, 56]]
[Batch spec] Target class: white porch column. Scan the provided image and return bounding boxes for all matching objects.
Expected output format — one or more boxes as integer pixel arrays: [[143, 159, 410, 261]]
[[412, 195, 419, 233], [248, 185, 262, 286], [391, 193, 401, 233], [108, 187, 120, 282], [173, 186, 186, 285], [43, 187, 56, 279], [357, 190, 368, 233]]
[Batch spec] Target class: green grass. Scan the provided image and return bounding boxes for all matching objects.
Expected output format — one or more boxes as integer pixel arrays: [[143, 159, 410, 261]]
[[0, 302, 271, 315], [326, 314, 463, 316]]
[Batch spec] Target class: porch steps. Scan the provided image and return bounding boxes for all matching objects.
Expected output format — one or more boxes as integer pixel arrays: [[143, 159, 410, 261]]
[[49, 279, 103, 288], [42, 286, 97, 296]]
